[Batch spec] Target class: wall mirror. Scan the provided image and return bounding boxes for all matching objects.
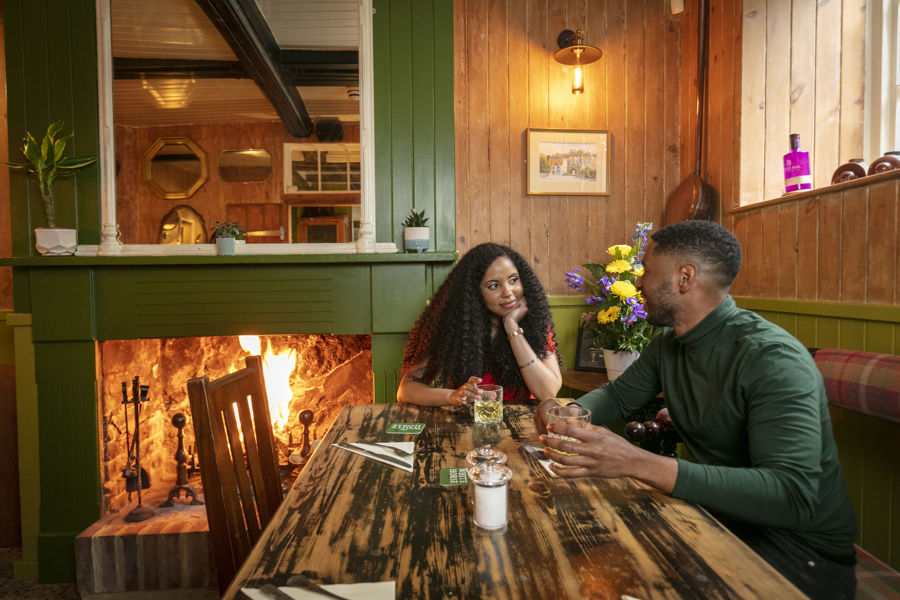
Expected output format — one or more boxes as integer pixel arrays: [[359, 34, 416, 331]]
[[218, 149, 273, 183], [142, 136, 209, 200], [157, 205, 207, 244]]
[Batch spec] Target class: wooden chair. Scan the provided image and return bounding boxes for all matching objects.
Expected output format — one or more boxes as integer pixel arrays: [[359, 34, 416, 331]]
[[187, 355, 284, 594]]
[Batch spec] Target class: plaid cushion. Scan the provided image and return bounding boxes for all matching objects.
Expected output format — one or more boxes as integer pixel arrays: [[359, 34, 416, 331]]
[[814, 349, 900, 424]]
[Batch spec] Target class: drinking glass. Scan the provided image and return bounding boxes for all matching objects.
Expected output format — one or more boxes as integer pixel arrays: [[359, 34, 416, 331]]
[[545, 404, 591, 467], [473, 384, 503, 424]]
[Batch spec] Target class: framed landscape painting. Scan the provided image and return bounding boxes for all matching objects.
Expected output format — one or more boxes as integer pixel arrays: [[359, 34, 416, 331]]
[[526, 128, 610, 196]]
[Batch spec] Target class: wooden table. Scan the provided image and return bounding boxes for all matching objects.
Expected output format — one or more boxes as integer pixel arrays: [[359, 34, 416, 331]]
[[224, 403, 805, 600], [562, 368, 610, 393]]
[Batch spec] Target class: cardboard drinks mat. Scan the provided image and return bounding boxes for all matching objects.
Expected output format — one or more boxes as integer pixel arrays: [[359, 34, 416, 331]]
[[439, 467, 471, 486], [386, 422, 425, 435]]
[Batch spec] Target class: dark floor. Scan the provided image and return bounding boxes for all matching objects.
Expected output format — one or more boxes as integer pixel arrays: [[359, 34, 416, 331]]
[[0, 548, 80, 600]]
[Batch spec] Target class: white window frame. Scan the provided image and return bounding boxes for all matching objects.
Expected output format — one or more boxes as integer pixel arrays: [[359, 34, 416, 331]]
[[90, 0, 394, 256]]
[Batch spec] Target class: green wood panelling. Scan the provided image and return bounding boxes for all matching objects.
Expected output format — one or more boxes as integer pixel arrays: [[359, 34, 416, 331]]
[[372, 333, 408, 403], [734, 297, 900, 569], [373, 0, 454, 251], [30, 269, 95, 342], [34, 341, 99, 582], [371, 263, 427, 333], [94, 265, 372, 340], [547, 296, 589, 371], [5, 0, 101, 255]]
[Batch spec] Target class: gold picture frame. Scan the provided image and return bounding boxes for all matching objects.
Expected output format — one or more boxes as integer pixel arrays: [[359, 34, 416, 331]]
[[526, 128, 610, 196]]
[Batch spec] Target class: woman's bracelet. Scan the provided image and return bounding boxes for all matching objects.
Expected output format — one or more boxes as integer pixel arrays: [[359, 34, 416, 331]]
[[507, 327, 524, 340], [518, 356, 538, 369]]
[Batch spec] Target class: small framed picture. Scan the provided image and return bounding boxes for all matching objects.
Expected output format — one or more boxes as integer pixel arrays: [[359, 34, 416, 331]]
[[526, 128, 610, 196], [574, 326, 606, 372]]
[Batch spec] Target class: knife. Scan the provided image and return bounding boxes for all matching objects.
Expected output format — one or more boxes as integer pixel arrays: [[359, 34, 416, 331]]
[[335, 442, 412, 470]]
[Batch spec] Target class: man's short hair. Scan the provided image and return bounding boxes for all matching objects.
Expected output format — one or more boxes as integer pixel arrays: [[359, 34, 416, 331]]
[[651, 221, 742, 288]]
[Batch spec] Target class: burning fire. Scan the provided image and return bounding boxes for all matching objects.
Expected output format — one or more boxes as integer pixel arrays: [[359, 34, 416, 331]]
[[239, 335, 296, 432]]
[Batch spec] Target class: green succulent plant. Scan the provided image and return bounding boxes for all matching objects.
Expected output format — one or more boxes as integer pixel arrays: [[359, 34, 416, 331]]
[[4, 120, 96, 228], [402, 208, 429, 228]]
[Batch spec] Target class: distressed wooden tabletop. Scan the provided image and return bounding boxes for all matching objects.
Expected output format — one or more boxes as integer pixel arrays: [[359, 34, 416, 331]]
[[224, 403, 805, 600]]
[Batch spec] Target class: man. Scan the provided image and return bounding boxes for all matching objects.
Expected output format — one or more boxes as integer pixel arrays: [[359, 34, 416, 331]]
[[537, 220, 857, 600]]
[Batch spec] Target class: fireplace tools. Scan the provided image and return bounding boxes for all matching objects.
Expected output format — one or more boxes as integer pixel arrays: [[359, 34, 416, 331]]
[[160, 413, 204, 506], [122, 377, 155, 522]]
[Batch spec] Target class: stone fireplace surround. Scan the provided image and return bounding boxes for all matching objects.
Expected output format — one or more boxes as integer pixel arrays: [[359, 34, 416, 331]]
[[11, 252, 455, 582]]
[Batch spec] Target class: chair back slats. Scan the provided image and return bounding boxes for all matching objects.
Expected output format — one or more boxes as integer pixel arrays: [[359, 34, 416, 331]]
[[187, 355, 285, 594]]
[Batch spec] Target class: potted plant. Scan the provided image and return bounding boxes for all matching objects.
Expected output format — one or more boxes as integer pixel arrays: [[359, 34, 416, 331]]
[[4, 120, 96, 255], [210, 221, 247, 256], [564, 222, 659, 379], [402, 208, 430, 253]]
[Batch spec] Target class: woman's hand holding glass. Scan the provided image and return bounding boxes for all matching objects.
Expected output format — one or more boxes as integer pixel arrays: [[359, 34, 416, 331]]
[[449, 376, 482, 405]]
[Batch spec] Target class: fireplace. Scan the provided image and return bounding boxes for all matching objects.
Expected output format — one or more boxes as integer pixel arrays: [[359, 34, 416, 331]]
[[15, 255, 453, 582], [98, 334, 373, 513]]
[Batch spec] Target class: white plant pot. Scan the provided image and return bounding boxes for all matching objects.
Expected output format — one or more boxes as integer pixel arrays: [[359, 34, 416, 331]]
[[216, 237, 236, 256], [602, 349, 640, 380], [34, 227, 77, 256], [403, 227, 430, 253]]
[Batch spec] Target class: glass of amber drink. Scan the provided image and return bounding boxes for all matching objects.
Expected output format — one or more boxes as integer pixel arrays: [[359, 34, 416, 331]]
[[474, 384, 503, 424], [545, 404, 591, 467]]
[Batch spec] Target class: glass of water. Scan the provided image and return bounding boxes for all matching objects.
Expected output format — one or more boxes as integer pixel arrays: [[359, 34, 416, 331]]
[[473, 384, 503, 424], [545, 404, 591, 467]]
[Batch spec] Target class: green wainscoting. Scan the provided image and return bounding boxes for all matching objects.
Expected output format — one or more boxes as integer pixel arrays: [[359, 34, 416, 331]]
[[373, 0, 455, 251], [736, 297, 900, 570]]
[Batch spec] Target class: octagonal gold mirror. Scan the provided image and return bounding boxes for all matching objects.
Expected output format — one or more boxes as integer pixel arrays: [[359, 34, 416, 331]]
[[142, 136, 208, 200]]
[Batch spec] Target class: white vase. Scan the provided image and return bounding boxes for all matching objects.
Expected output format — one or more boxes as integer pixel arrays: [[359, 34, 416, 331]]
[[34, 227, 78, 256], [603, 349, 640, 380], [403, 227, 430, 253], [216, 237, 236, 255]]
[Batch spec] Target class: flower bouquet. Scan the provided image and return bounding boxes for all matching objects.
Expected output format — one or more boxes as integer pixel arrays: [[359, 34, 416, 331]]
[[565, 222, 659, 364]]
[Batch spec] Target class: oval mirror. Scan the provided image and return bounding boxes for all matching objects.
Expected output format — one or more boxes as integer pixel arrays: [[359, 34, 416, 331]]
[[158, 205, 208, 244], [142, 136, 208, 200], [218, 149, 273, 183]]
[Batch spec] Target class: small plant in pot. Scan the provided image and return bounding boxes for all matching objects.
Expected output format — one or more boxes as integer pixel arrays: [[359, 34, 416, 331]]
[[210, 221, 247, 256], [402, 208, 430, 253], [4, 120, 96, 255]]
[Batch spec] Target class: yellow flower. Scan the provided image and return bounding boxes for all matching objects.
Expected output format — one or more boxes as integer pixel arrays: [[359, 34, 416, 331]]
[[610, 280, 637, 300], [597, 306, 621, 323], [607, 244, 632, 259], [605, 259, 631, 274], [632, 265, 644, 277]]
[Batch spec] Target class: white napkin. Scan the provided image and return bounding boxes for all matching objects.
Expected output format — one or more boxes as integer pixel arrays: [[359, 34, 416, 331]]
[[333, 441, 415, 472], [242, 581, 395, 600]]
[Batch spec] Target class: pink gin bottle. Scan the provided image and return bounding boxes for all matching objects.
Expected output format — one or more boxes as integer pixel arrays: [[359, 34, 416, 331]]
[[783, 133, 812, 193]]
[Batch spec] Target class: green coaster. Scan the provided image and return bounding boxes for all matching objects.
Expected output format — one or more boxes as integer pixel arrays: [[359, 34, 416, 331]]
[[439, 467, 471, 486], [386, 422, 426, 435]]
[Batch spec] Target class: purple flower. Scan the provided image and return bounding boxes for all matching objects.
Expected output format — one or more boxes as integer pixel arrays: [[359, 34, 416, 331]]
[[599, 275, 615, 292], [584, 295, 604, 306], [622, 312, 639, 325], [565, 269, 585, 291], [631, 303, 648, 320]]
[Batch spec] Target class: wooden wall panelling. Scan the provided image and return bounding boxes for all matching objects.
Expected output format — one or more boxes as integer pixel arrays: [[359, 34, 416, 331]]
[[466, 0, 491, 250], [663, 2, 681, 222], [789, 0, 815, 181], [840, 186, 868, 302], [729, 211, 749, 296], [817, 193, 842, 301], [623, 1, 645, 235], [432, 0, 457, 256], [739, 0, 765, 206], [813, 0, 842, 190], [488, 0, 511, 247], [796, 198, 818, 300], [0, 5, 11, 308], [604, 0, 627, 260], [839, 0, 866, 166], [764, 0, 790, 205], [585, 0, 610, 264], [867, 179, 897, 304], [411, 0, 437, 250], [506, 0, 529, 258], [777, 203, 797, 299]]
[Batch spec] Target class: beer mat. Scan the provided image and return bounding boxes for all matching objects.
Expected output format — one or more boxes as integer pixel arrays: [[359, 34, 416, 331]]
[[385, 422, 426, 435], [439, 467, 471, 486]]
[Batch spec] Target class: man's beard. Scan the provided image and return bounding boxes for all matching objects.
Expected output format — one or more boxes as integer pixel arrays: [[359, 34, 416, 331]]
[[645, 282, 677, 327]]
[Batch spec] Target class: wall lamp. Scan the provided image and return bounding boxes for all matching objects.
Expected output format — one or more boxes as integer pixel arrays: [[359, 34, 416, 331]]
[[554, 29, 602, 95]]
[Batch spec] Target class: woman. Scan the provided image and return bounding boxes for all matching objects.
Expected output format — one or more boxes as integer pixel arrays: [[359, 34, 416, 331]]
[[397, 243, 562, 406]]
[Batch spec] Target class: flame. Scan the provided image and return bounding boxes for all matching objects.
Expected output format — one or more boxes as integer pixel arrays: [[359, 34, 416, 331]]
[[239, 335, 296, 432]]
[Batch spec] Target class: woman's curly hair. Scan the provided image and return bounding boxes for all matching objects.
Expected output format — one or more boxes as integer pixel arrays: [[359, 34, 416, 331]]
[[402, 243, 558, 393]]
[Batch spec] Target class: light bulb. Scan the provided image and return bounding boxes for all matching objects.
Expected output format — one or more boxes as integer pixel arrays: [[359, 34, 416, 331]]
[[572, 65, 584, 95]]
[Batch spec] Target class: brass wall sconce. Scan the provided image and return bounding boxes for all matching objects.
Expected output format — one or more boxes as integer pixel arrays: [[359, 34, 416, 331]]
[[554, 29, 602, 95]]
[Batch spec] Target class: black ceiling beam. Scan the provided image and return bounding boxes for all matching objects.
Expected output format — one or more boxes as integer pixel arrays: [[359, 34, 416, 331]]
[[113, 56, 359, 87], [194, 0, 313, 137]]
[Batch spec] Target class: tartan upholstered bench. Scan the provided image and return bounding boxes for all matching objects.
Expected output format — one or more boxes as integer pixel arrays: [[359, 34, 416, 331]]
[[811, 348, 900, 598]]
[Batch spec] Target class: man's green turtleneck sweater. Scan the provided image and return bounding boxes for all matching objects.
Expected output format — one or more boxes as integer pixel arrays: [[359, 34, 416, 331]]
[[575, 296, 857, 563]]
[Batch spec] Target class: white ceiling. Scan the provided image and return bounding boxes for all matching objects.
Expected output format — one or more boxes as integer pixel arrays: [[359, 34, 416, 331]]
[[111, 0, 359, 128]]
